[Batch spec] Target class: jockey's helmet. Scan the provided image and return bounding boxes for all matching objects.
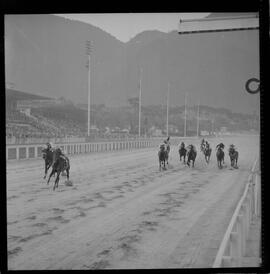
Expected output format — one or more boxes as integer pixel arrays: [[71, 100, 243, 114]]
[[46, 142, 52, 149]]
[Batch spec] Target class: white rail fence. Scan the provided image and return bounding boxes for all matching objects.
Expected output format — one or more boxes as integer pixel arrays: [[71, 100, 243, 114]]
[[6, 139, 156, 161], [6, 136, 199, 161], [212, 158, 261, 267]]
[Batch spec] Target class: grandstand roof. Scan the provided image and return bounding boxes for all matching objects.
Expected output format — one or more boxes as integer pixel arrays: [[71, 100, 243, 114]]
[[6, 89, 51, 102]]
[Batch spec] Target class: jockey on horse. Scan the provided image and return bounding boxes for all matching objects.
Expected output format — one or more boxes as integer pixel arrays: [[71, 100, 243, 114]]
[[216, 142, 225, 150], [228, 144, 239, 168], [186, 144, 197, 167], [216, 142, 225, 166], [53, 146, 69, 168], [201, 138, 206, 151], [187, 144, 197, 153], [164, 136, 170, 151], [42, 142, 55, 179]]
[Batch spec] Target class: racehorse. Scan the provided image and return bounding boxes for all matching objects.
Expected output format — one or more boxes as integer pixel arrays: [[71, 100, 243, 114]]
[[41, 147, 54, 179], [216, 147, 225, 169], [158, 144, 167, 170], [203, 146, 212, 164], [47, 148, 70, 190], [186, 145, 197, 168], [178, 142, 187, 163], [229, 148, 239, 168]]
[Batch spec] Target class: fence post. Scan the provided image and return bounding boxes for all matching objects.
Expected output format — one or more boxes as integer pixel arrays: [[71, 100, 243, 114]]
[[230, 231, 241, 266], [238, 214, 246, 256]]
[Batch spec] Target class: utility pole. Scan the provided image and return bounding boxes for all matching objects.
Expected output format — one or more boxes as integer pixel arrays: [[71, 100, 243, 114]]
[[138, 68, 142, 138], [139, 68, 142, 138], [184, 92, 187, 137], [86, 40, 92, 137], [196, 98, 200, 137], [166, 82, 170, 137]]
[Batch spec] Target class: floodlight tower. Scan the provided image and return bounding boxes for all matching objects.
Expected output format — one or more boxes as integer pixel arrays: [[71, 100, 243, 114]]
[[86, 40, 93, 137]]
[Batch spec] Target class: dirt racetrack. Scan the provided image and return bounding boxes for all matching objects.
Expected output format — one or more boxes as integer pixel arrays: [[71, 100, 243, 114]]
[[6, 135, 259, 269]]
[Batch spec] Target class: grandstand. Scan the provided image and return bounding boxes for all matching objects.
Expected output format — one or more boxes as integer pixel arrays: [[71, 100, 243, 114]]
[[6, 89, 88, 144]]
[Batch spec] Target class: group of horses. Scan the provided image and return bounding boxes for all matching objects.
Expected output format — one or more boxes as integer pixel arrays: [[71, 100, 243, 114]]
[[158, 140, 239, 170], [41, 140, 239, 190], [41, 147, 70, 190]]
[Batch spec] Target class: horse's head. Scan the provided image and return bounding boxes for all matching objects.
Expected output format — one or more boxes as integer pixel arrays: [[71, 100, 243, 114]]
[[41, 148, 48, 159]]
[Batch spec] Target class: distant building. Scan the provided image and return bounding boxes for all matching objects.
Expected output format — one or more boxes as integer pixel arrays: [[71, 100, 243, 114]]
[[149, 126, 163, 137], [220, 126, 227, 133], [200, 130, 209, 136]]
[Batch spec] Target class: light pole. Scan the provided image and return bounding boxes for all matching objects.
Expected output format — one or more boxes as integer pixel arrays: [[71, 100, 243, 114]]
[[86, 40, 92, 137], [166, 82, 170, 137], [196, 98, 200, 137], [138, 68, 142, 138], [184, 92, 187, 137]]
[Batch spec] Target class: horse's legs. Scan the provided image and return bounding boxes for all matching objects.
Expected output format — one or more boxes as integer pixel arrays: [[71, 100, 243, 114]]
[[66, 168, 70, 180], [47, 169, 55, 184], [53, 171, 61, 191], [44, 162, 49, 179], [44, 162, 46, 179]]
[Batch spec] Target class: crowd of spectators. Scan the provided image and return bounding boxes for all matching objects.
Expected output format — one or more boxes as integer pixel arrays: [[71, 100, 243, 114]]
[[6, 109, 87, 141], [6, 109, 136, 144]]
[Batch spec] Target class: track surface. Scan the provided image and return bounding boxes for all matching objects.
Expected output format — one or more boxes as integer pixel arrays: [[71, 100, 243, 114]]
[[7, 135, 259, 269]]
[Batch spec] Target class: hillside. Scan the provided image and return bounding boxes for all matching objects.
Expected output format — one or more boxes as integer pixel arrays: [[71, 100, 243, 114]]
[[5, 14, 260, 114]]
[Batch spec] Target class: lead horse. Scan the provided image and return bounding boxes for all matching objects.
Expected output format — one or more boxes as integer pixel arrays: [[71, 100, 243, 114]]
[[47, 148, 70, 190], [41, 147, 54, 179]]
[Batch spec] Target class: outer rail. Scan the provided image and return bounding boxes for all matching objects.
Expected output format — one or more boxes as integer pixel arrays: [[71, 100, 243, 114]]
[[212, 158, 261, 267]]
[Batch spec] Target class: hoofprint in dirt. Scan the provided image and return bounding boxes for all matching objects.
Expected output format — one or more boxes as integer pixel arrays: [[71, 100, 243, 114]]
[[7, 135, 259, 269]]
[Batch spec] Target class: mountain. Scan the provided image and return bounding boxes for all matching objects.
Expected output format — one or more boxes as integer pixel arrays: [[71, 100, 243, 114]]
[[5, 14, 260, 114]]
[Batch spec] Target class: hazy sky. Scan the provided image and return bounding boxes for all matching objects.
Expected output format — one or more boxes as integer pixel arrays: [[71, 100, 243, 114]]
[[55, 13, 210, 42]]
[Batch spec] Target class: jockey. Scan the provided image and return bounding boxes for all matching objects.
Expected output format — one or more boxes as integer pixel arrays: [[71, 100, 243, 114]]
[[216, 142, 225, 150], [201, 138, 206, 150], [54, 146, 69, 165], [187, 144, 197, 153], [179, 142, 185, 149], [45, 142, 53, 152], [159, 142, 166, 150], [205, 141, 210, 149], [229, 144, 237, 152]]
